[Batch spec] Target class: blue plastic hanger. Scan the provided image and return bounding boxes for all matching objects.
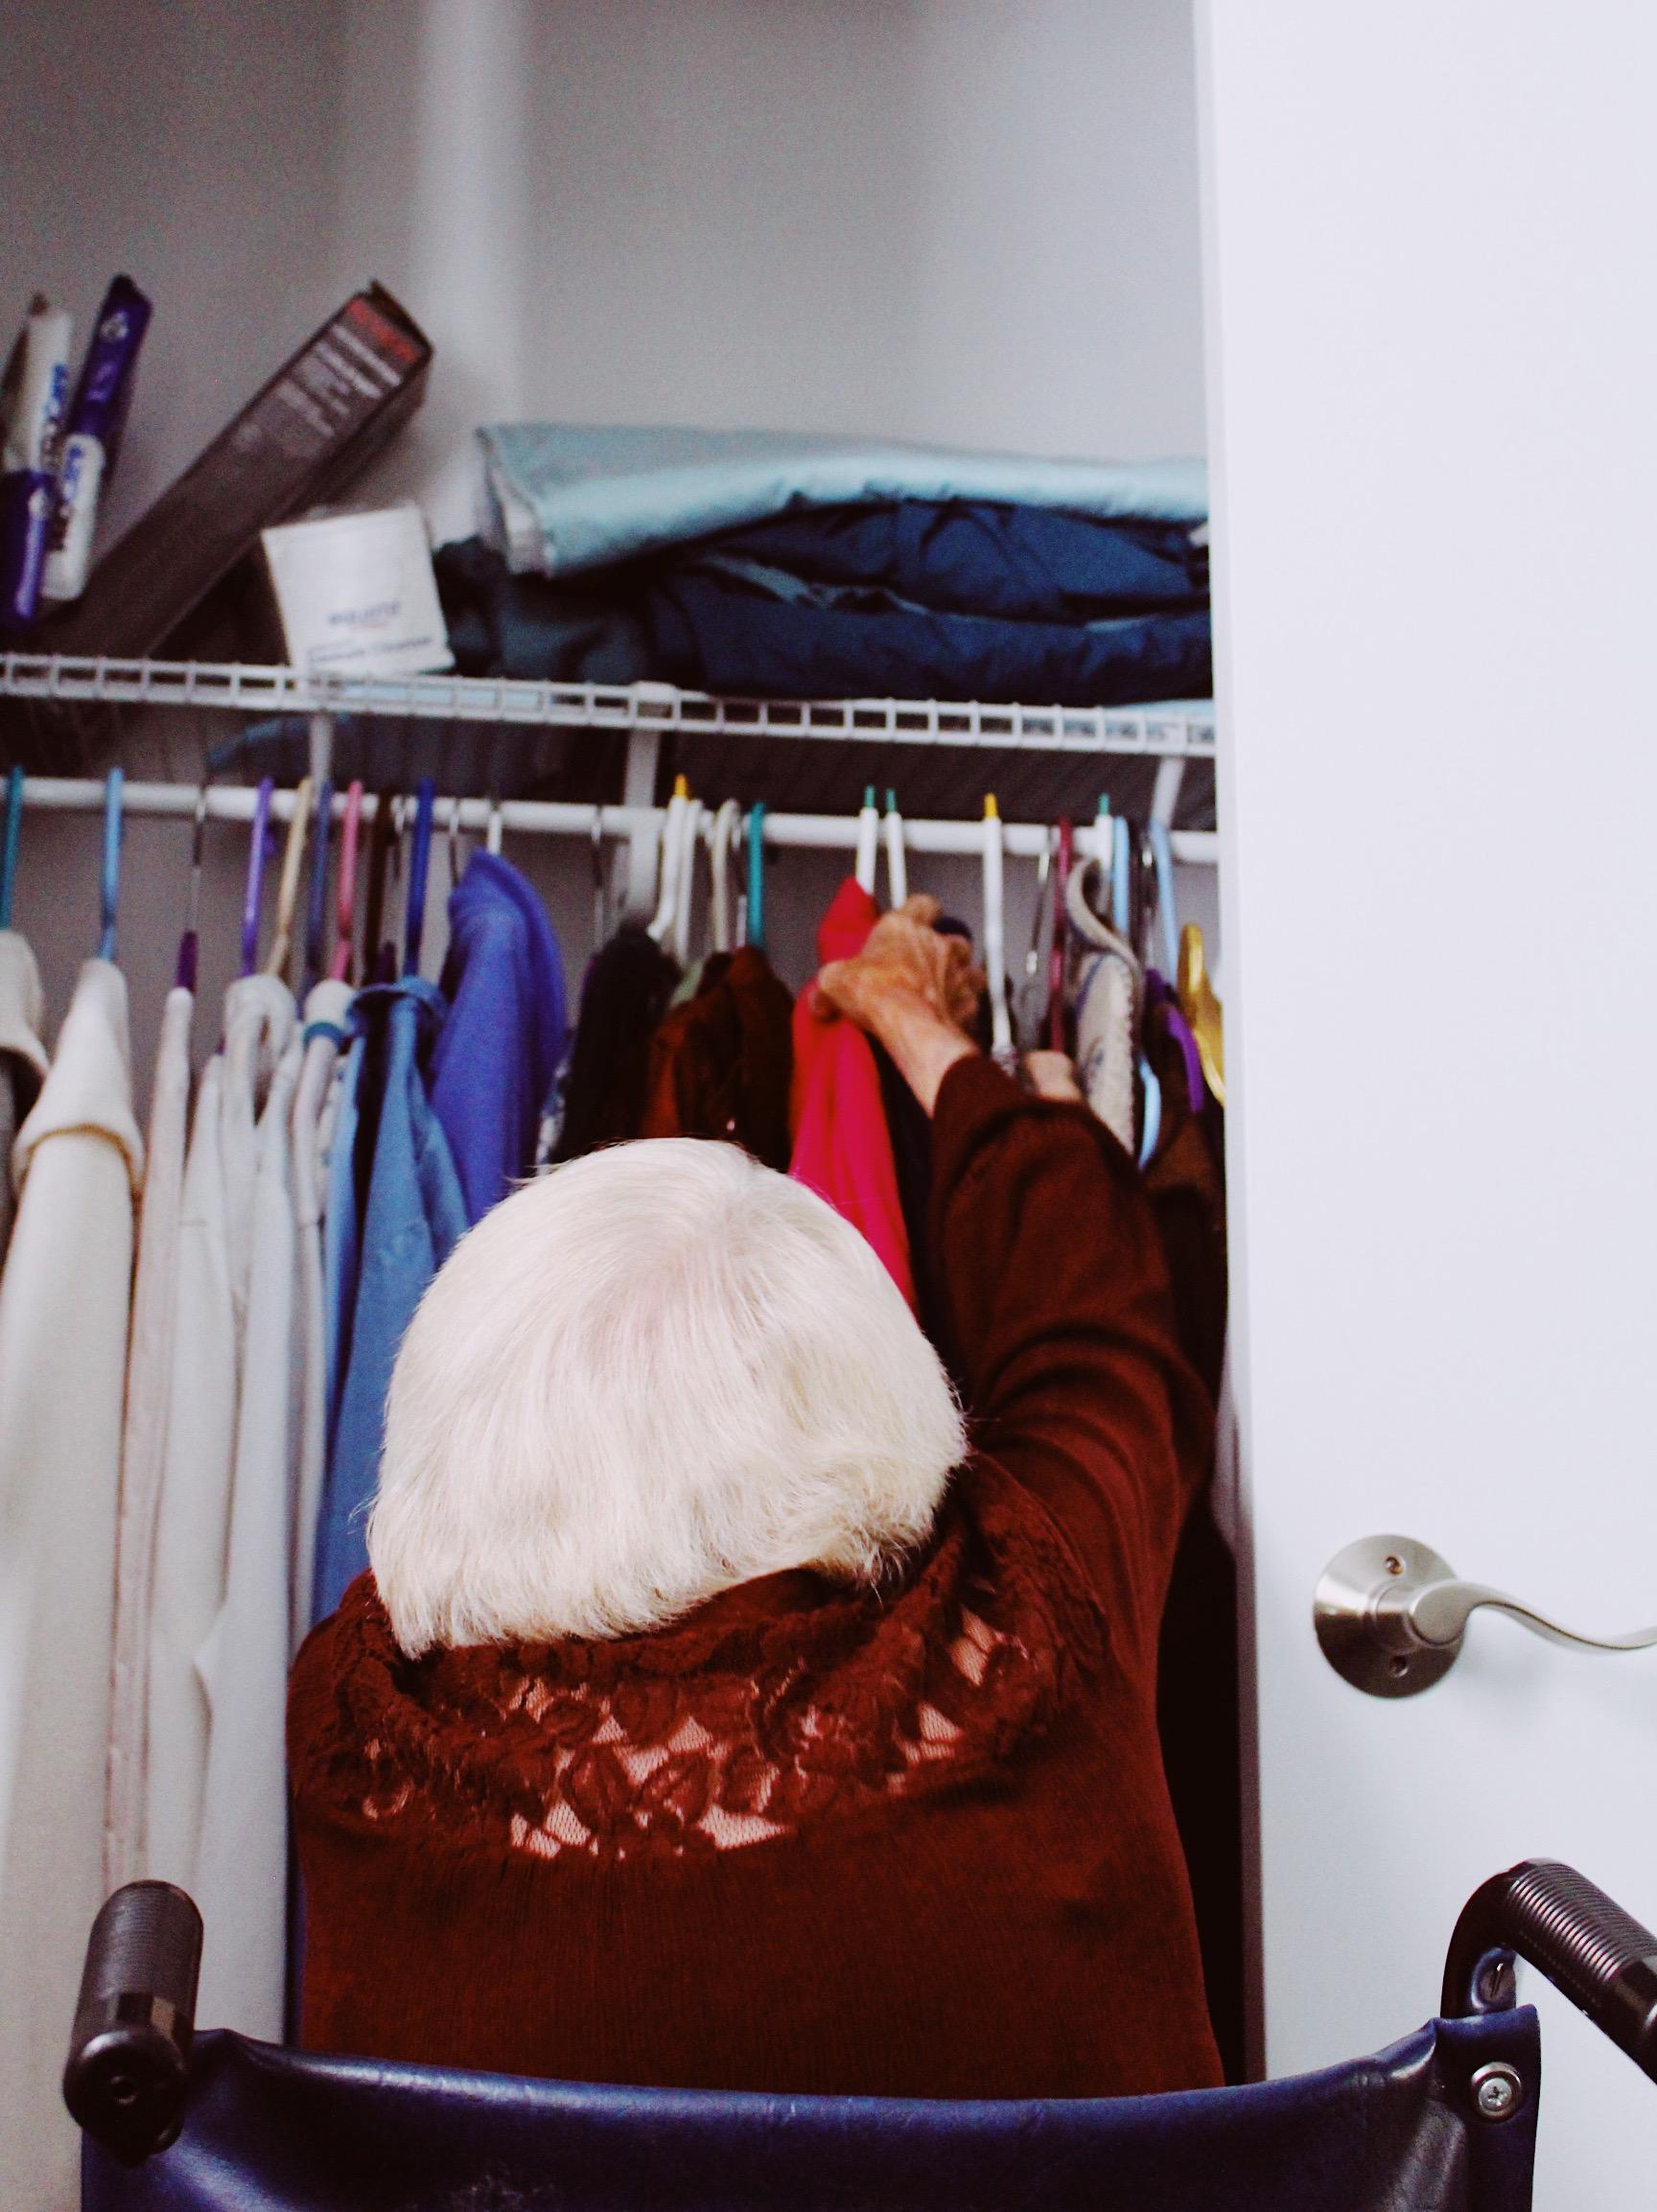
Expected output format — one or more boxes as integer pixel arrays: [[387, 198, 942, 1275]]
[[98, 769, 124, 961], [1111, 814, 1132, 941], [404, 777, 436, 976], [0, 765, 23, 929], [239, 777, 274, 977], [1137, 1052, 1163, 1169], [1148, 818, 1179, 977], [746, 802, 767, 952]]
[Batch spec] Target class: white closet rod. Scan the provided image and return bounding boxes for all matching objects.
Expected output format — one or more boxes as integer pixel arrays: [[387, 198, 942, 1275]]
[[11, 779, 1219, 867]]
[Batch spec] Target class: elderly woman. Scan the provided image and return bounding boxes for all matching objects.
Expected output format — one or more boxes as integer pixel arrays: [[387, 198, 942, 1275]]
[[289, 901, 1221, 2099]]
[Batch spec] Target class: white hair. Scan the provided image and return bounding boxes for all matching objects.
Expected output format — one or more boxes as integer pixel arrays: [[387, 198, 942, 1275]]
[[368, 1139, 966, 1655]]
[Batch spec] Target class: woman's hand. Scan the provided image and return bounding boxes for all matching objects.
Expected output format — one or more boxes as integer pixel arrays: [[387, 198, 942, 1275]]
[[816, 896, 984, 1115]]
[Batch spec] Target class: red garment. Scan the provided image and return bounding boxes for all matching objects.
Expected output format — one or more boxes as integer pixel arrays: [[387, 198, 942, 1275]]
[[291, 1058, 1221, 2100], [788, 878, 915, 1308]]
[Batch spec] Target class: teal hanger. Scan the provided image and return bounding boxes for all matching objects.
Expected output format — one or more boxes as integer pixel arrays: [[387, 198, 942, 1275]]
[[0, 766, 23, 929], [99, 768, 124, 961], [746, 802, 766, 951]]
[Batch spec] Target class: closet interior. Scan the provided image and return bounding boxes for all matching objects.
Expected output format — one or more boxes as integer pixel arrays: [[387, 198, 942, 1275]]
[[0, 3, 1235, 2200]]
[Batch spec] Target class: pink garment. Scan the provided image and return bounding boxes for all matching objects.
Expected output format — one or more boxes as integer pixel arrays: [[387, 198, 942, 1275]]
[[789, 878, 915, 1310]]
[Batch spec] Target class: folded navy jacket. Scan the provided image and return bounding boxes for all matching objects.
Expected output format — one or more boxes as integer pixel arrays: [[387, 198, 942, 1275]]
[[433, 497, 1211, 708]]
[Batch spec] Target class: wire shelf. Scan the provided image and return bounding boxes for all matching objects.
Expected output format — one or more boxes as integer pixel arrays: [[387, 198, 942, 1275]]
[[0, 654, 1216, 759]]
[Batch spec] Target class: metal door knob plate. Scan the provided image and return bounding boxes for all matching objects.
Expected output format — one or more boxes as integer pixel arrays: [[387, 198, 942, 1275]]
[[1315, 1534, 1657, 1698]]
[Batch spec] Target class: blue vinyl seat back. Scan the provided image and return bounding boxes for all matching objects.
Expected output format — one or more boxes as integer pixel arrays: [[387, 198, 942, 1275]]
[[85, 2008, 1540, 2212]]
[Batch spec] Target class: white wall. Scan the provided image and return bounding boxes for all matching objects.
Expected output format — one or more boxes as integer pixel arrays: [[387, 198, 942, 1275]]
[[333, 0, 1207, 539], [1201, 4, 1657, 2202]]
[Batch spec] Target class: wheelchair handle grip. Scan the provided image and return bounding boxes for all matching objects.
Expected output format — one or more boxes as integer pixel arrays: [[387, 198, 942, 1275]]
[[1443, 1859, 1657, 2084], [63, 1881, 202, 2164]]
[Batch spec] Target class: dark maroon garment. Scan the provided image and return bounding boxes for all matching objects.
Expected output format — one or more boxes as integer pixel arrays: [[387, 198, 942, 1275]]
[[638, 945, 794, 1169], [291, 1057, 1221, 2099]]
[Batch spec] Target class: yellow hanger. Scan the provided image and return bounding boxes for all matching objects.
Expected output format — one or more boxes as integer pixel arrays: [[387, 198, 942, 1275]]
[[266, 777, 313, 982], [1177, 920, 1225, 1106]]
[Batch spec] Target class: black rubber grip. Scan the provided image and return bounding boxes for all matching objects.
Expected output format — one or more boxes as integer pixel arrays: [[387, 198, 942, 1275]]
[[1443, 1859, 1657, 2084], [63, 1882, 203, 2164]]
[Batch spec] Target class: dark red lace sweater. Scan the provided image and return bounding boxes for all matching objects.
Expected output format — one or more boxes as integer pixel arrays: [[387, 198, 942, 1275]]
[[290, 1056, 1222, 2099]]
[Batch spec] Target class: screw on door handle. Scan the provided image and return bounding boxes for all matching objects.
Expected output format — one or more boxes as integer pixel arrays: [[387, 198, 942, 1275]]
[[1314, 1535, 1657, 1697]]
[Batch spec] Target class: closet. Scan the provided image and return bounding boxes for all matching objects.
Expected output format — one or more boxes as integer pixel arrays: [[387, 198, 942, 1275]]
[[21, 5, 1657, 2211]]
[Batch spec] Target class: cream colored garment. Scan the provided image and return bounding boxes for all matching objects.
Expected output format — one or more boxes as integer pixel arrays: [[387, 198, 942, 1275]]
[[0, 959, 143, 2212], [1065, 859, 1142, 1153], [290, 979, 353, 1647], [105, 984, 195, 1890], [0, 929, 50, 1264], [143, 977, 294, 1891], [196, 1037, 303, 2037]]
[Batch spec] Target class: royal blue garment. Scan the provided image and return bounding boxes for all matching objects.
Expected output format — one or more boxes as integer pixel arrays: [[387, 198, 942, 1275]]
[[312, 980, 468, 1623], [648, 567, 1212, 708], [431, 850, 568, 1224], [83, 2008, 1541, 2212], [478, 422, 1207, 574], [700, 502, 1208, 621]]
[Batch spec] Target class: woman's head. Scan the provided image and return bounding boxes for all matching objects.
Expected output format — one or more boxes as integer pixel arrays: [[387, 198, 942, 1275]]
[[369, 1139, 966, 1655]]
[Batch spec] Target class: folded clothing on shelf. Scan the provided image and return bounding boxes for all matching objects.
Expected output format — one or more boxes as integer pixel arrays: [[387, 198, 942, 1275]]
[[435, 495, 1211, 709], [478, 422, 1207, 577]]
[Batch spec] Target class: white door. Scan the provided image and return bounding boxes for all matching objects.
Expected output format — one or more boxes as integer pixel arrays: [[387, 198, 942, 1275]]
[[1198, 6, 1657, 2204]]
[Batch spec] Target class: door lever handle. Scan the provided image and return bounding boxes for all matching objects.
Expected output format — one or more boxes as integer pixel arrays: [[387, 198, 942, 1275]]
[[1315, 1534, 1657, 1697]]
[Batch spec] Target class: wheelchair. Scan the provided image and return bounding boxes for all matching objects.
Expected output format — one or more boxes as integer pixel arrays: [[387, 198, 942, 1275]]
[[63, 1859, 1657, 2210]]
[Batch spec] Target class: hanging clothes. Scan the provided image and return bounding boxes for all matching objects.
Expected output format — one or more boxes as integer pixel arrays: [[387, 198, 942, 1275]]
[[639, 944, 794, 1169], [1064, 861, 1142, 1154], [0, 958, 143, 2212], [789, 879, 915, 1310], [105, 980, 193, 1891], [553, 925, 680, 1161], [313, 979, 467, 1623], [0, 930, 47, 1266], [432, 849, 568, 1223], [194, 1035, 304, 2037], [144, 975, 294, 1890], [291, 978, 354, 1649]]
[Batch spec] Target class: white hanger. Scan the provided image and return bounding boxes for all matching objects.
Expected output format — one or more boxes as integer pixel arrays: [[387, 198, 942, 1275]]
[[671, 795, 704, 966], [710, 799, 740, 953], [882, 789, 908, 907], [648, 779, 690, 945], [853, 785, 880, 896], [982, 794, 1013, 1059], [485, 798, 504, 857]]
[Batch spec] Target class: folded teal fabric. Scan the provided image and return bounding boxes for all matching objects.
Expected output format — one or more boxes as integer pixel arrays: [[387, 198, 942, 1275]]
[[478, 424, 1207, 576]]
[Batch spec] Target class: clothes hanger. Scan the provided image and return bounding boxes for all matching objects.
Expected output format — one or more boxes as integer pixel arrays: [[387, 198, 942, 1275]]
[[1177, 921, 1225, 1106], [403, 777, 436, 976], [982, 794, 1013, 1061], [1148, 817, 1179, 978], [588, 809, 608, 949], [302, 776, 333, 997], [648, 776, 689, 946], [744, 802, 766, 952], [329, 780, 364, 984], [237, 776, 274, 977], [1016, 824, 1056, 1046], [362, 786, 398, 981], [1047, 814, 1073, 1051], [1110, 811, 1133, 942], [853, 785, 880, 897], [176, 778, 210, 992], [485, 796, 504, 857], [378, 795, 407, 984], [0, 765, 23, 930], [99, 767, 125, 963], [882, 789, 907, 908], [1137, 1054, 1163, 1170], [671, 794, 705, 967], [266, 775, 312, 981], [709, 799, 740, 954], [447, 793, 467, 896]]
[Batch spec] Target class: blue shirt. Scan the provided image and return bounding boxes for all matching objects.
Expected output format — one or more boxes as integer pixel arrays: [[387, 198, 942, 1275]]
[[431, 850, 568, 1225], [313, 979, 468, 1621]]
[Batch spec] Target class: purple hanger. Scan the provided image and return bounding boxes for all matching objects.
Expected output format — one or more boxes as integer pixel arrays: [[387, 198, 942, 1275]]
[[239, 778, 274, 977]]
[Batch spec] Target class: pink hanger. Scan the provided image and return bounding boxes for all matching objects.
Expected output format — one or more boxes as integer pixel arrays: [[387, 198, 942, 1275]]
[[329, 781, 364, 983]]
